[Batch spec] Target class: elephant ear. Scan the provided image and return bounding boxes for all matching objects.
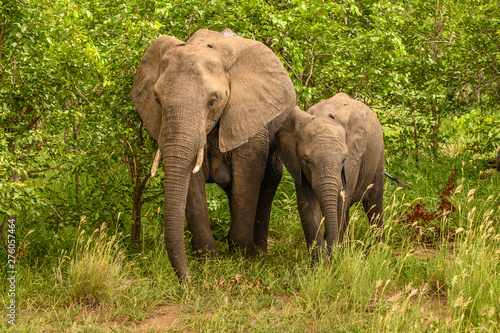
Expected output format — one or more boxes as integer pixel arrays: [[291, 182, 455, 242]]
[[276, 107, 311, 185], [132, 36, 185, 140], [340, 98, 369, 192], [210, 38, 296, 152]]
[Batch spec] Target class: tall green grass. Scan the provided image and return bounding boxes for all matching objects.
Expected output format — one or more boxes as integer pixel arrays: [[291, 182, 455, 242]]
[[446, 193, 500, 331]]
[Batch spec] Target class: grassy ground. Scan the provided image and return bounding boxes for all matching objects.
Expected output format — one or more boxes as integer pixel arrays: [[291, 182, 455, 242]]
[[2, 150, 500, 332]]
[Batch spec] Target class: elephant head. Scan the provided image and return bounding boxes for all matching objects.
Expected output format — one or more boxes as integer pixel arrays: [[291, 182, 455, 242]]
[[132, 29, 295, 281]]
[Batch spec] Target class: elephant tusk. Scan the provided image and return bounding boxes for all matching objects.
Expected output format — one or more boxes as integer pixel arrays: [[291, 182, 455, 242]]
[[150, 148, 162, 177], [192, 147, 204, 174]]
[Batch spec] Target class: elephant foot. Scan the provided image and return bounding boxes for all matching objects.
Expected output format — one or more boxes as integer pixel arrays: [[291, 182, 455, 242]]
[[227, 236, 259, 257], [254, 239, 268, 254], [179, 274, 192, 285], [192, 247, 218, 259], [309, 249, 336, 268], [319, 241, 344, 265], [308, 241, 326, 265]]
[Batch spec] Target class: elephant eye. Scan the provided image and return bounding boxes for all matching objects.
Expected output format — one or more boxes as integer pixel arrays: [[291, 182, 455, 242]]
[[208, 96, 218, 108]]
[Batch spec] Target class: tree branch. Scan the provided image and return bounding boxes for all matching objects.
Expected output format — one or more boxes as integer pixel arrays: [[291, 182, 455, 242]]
[[44, 199, 63, 220], [140, 173, 151, 189], [20, 115, 41, 135], [0, 8, 13, 64], [282, 58, 301, 82], [75, 86, 94, 110], [27, 161, 73, 175], [304, 50, 315, 88], [141, 191, 164, 205]]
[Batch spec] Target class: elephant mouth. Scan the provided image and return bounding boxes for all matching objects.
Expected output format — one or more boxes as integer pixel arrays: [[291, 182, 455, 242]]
[[150, 146, 205, 177]]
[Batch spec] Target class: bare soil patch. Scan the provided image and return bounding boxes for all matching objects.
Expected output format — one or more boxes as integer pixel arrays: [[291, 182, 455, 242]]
[[420, 293, 448, 324], [103, 303, 184, 332]]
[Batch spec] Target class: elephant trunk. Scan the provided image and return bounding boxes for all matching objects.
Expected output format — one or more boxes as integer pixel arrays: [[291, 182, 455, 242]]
[[160, 110, 205, 281], [314, 164, 343, 253]]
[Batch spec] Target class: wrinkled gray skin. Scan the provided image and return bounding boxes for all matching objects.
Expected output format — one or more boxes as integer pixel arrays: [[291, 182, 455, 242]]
[[276, 93, 385, 261], [132, 29, 295, 281], [497, 148, 500, 173]]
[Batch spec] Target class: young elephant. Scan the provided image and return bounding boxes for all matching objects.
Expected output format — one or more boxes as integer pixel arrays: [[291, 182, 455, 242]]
[[276, 93, 385, 261]]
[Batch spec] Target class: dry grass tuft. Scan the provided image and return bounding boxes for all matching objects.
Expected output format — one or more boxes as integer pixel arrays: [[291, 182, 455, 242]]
[[56, 221, 131, 306]]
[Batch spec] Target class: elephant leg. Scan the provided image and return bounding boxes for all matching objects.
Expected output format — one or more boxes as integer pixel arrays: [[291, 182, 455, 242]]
[[227, 138, 268, 256], [296, 182, 325, 263], [253, 152, 283, 253], [341, 162, 360, 245], [185, 169, 218, 258], [362, 170, 385, 243]]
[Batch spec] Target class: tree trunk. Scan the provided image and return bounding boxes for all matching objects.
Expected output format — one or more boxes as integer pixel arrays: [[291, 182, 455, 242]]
[[131, 166, 150, 243], [73, 116, 80, 209], [431, 105, 441, 154], [413, 115, 419, 167]]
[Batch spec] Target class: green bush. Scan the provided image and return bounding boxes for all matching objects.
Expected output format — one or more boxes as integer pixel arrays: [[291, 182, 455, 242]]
[[453, 109, 500, 153]]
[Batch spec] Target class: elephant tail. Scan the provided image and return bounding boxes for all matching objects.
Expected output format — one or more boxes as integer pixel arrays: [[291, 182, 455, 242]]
[[384, 171, 405, 188]]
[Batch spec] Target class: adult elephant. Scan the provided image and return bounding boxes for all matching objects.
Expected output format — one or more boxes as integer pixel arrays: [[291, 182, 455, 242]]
[[132, 29, 295, 281], [276, 93, 385, 261]]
